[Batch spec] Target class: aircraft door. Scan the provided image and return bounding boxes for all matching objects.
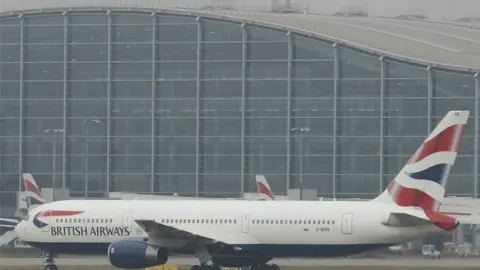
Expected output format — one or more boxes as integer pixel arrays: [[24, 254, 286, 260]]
[[40, 211, 51, 233], [122, 210, 135, 232], [341, 213, 354, 235], [241, 214, 250, 233]]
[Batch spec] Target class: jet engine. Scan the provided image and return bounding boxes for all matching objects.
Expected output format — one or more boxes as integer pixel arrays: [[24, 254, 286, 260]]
[[107, 240, 168, 269]]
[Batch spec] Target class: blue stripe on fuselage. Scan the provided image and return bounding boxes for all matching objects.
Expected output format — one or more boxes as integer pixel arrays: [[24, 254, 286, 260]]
[[25, 242, 393, 257]]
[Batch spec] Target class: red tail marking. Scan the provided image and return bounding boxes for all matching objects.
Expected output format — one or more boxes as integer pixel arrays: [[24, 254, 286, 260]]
[[256, 182, 274, 200], [387, 181, 437, 210], [408, 124, 465, 164], [24, 180, 42, 197], [424, 210, 458, 231]]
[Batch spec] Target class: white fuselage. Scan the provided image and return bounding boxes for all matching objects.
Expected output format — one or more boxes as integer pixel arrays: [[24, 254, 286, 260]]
[[15, 199, 439, 257]]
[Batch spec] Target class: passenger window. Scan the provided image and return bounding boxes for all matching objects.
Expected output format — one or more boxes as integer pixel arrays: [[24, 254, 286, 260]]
[[327, 220, 330, 224], [322, 220, 325, 224], [308, 220, 311, 224], [332, 220, 335, 224], [280, 220, 283, 224], [275, 220, 278, 224]]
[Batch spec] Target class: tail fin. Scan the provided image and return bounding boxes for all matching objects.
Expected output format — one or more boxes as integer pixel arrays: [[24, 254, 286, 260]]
[[255, 175, 275, 200], [23, 173, 46, 210], [373, 111, 469, 211]]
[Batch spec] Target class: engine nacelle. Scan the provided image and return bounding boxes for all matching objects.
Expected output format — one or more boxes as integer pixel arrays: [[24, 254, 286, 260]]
[[107, 240, 168, 269]]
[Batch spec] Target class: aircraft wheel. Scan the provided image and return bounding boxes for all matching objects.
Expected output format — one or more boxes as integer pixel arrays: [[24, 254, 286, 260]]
[[270, 264, 280, 270], [191, 265, 201, 270], [45, 264, 58, 270]]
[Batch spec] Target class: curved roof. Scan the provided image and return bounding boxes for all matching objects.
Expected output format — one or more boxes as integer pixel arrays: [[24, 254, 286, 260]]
[[2, 6, 480, 72], [200, 10, 480, 72]]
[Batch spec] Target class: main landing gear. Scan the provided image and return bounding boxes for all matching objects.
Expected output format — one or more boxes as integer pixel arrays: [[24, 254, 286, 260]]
[[44, 251, 58, 270], [190, 263, 280, 270], [251, 264, 280, 270], [191, 264, 221, 270]]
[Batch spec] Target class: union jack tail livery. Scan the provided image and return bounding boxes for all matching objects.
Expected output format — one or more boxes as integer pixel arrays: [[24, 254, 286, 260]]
[[255, 175, 275, 200], [23, 173, 46, 211], [373, 110, 469, 212]]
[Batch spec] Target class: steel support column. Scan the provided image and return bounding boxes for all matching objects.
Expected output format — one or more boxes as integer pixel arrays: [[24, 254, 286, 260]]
[[18, 16, 24, 193], [62, 13, 68, 188], [150, 14, 157, 194], [106, 11, 112, 194], [195, 16, 202, 197], [286, 31, 292, 191], [379, 56, 385, 193], [240, 23, 246, 195], [474, 73, 479, 198], [427, 66, 432, 133], [332, 43, 338, 198]]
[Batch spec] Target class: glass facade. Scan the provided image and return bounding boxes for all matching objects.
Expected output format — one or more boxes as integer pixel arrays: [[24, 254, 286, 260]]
[[0, 10, 478, 216]]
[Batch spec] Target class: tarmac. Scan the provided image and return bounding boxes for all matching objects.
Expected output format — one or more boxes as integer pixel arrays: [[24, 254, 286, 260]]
[[2, 256, 480, 268]]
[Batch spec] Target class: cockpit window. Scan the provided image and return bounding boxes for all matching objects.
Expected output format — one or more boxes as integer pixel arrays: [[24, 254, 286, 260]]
[[24, 214, 30, 221]]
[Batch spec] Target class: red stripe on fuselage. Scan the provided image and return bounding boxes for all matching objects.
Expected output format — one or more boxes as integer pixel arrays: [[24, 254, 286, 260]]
[[41, 210, 84, 217], [24, 180, 42, 197], [408, 124, 465, 164], [387, 181, 438, 211], [438, 212, 471, 216]]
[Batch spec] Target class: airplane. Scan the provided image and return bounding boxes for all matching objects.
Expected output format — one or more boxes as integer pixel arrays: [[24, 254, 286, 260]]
[[15, 111, 473, 270], [0, 173, 46, 228], [255, 175, 275, 201]]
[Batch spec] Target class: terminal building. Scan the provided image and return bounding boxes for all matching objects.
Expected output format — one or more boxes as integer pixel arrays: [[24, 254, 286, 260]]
[[0, 1, 479, 244]]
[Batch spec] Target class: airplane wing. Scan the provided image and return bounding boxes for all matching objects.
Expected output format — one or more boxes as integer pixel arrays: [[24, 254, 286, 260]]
[[134, 219, 260, 245], [0, 218, 18, 228], [0, 218, 18, 223]]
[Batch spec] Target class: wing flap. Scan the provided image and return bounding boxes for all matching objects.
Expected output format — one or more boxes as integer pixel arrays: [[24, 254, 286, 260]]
[[134, 219, 260, 245]]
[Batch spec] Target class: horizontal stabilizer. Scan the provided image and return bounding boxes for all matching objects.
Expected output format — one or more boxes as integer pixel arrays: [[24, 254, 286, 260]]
[[382, 212, 431, 227], [382, 211, 459, 231]]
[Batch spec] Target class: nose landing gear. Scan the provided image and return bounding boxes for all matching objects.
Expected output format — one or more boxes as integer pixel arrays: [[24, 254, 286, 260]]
[[44, 251, 58, 270]]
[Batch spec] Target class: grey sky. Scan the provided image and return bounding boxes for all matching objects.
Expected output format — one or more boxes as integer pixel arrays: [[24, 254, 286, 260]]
[[1, 0, 479, 20]]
